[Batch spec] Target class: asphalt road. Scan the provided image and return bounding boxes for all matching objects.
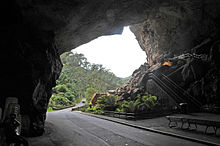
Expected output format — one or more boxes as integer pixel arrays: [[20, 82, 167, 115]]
[[28, 108, 206, 146], [74, 98, 86, 108]]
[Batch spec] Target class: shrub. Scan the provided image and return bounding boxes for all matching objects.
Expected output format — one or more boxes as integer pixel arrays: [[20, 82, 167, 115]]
[[49, 95, 72, 107], [94, 109, 104, 115], [84, 107, 104, 115], [85, 107, 96, 112], [47, 107, 53, 112], [142, 94, 158, 109], [55, 84, 69, 93], [96, 95, 118, 111], [64, 92, 75, 101], [121, 100, 139, 113], [118, 93, 158, 113], [84, 87, 98, 102], [115, 108, 122, 112]]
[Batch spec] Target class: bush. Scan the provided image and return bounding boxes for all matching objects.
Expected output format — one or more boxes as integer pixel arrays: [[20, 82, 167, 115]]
[[84, 107, 104, 115], [121, 100, 139, 113], [47, 107, 53, 112], [54, 84, 69, 93], [141, 94, 158, 110], [118, 93, 158, 113], [115, 108, 122, 112], [64, 92, 75, 101], [49, 95, 72, 107], [96, 95, 118, 111], [94, 110, 104, 115], [85, 107, 96, 112], [84, 87, 97, 102]]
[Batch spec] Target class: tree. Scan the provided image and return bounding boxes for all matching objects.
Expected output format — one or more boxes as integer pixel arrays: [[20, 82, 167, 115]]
[[85, 87, 98, 102], [48, 51, 127, 110]]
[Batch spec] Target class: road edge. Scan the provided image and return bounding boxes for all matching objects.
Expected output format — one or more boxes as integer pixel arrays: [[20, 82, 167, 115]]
[[78, 112, 220, 146]]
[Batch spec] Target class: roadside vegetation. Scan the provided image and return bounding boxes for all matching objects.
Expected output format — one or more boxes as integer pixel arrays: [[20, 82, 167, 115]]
[[83, 93, 158, 115], [47, 52, 128, 111]]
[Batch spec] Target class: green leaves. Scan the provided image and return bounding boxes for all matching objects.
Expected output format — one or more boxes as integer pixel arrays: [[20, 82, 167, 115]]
[[49, 95, 72, 108], [84, 107, 104, 115], [85, 87, 97, 102], [49, 51, 126, 110], [55, 84, 69, 93], [96, 95, 118, 111], [119, 93, 158, 113]]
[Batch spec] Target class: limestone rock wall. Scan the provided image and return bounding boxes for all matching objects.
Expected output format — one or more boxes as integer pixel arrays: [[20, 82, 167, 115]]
[[1, 0, 220, 137], [116, 41, 220, 112], [126, 0, 220, 112], [0, 1, 62, 135], [130, 0, 220, 66]]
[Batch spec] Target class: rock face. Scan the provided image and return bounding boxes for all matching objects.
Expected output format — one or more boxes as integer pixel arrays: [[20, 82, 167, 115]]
[[1, 21, 62, 135], [116, 43, 220, 112], [130, 0, 220, 66], [0, 0, 220, 136], [126, 0, 220, 112]]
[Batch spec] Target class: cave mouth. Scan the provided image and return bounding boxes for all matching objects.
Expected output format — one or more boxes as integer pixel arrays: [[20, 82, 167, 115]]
[[1, 0, 220, 141], [72, 26, 147, 78], [48, 26, 147, 111]]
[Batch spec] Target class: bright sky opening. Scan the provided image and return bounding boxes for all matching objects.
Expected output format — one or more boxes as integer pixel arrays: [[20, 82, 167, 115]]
[[72, 26, 146, 78]]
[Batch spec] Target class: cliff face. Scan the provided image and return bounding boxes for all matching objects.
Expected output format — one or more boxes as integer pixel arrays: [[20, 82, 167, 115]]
[[1, 0, 220, 136], [1, 22, 62, 135], [130, 0, 220, 66], [123, 1, 220, 112], [116, 46, 220, 112]]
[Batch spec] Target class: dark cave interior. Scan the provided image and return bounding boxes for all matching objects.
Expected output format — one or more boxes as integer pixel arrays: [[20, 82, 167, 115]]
[[0, 0, 220, 136]]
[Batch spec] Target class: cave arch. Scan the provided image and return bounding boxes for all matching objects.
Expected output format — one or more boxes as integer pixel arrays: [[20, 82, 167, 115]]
[[1, 0, 220, 136]]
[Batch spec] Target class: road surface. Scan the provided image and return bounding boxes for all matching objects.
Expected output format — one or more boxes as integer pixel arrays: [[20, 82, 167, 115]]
[[74, 98, 86, 108], [28, 108, 206, 146]]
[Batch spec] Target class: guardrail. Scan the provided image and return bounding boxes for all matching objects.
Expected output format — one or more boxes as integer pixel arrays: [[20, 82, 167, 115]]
[[103, 110, 169, 120], [52, 105, 76, 111], [104, 111, 136, 120]]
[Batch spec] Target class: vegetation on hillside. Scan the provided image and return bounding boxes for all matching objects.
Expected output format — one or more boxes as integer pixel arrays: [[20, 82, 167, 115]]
[[48, 52, 127, 110]]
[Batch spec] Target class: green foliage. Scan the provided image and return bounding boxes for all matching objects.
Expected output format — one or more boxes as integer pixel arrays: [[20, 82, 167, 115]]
[[85, 87, 97, 102], [85, 107, 97, 112], [121, 100, 138, 113], [84, 107, 104, 115], [118, 94, 158, 113], [49, 95, 72, 108], [47, 107, 53, 112], [48, 51, 126, 110], [96, 95, 118, 111], [115, 108, 122, 112], [94, 110, 104, 115], [141, 94, 157, 109], [54, 84, 69, 93], [58, 52, 125, 94]]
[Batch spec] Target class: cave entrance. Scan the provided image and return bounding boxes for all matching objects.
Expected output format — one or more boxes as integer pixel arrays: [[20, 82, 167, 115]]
[[73, 26, 146, 78], [48, 26, 147, 111]]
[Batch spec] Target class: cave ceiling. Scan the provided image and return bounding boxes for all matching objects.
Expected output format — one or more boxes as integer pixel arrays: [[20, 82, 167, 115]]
[[1, 0, 220, 136]]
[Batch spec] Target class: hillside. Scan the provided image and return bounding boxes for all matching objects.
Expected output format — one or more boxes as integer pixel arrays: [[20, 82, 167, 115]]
[[48, 52, 128, 109]]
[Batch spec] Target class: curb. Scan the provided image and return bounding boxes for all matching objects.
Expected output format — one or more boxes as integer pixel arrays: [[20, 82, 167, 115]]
[[79, 112, 220, 146]]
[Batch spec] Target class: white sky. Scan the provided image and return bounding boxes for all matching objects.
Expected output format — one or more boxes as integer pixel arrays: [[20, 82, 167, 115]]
[[72, 27, 146, 78]]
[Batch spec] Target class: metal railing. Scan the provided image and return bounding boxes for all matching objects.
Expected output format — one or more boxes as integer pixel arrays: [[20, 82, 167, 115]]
[[145, 71, 202, 110], [147, 73, 185, 108], [161, 73, 202, 108]]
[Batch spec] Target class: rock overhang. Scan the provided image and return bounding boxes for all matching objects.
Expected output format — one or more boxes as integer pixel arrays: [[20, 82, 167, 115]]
[[0, 0, 220, 137]]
